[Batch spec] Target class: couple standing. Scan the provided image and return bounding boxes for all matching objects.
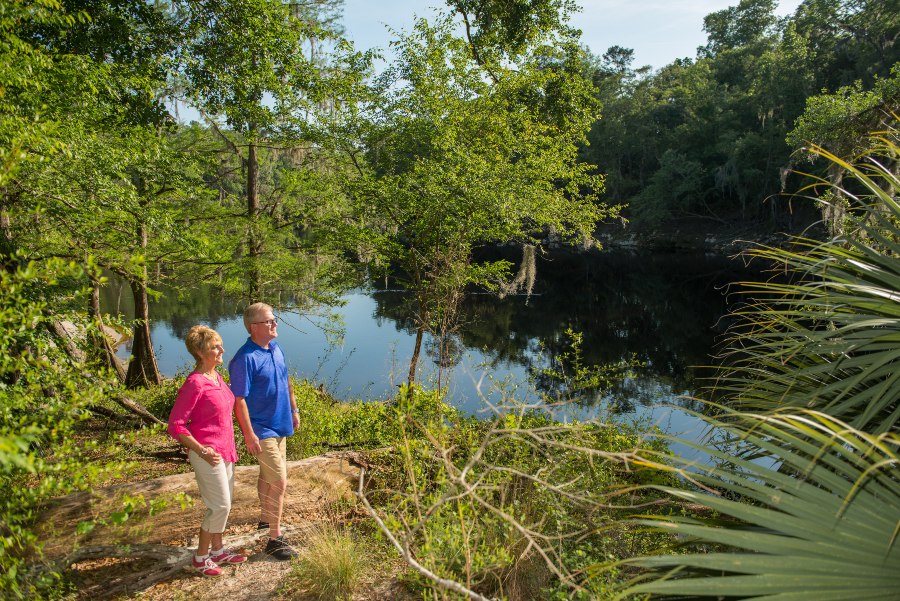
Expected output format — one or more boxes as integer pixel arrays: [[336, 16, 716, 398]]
[[166, 302, 298, 576]]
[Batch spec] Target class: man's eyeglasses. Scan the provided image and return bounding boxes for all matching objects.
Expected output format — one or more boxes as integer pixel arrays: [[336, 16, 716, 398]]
[[252, 318, 278, 327]]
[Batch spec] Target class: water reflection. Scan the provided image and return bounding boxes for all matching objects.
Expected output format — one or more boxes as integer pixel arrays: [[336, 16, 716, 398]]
[[105, 251, 748, 442], [369, 250, 740, 411]]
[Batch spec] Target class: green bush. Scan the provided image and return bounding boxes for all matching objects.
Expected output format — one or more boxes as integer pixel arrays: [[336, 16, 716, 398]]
[[276, 372, 676, 599], [342, 388, 677, 600], [288, 382, 454, 459], [129, 376, 183, 421], [0, 260, 125, 598]]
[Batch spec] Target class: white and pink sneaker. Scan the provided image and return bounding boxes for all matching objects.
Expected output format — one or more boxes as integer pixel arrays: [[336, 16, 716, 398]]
[[192, 556, 224, 577], [210, 548, 248, 565]]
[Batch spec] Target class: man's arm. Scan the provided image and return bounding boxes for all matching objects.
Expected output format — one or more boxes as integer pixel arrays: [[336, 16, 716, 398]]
[[234, 396, 261, 456], [288, 379, 300, 430]]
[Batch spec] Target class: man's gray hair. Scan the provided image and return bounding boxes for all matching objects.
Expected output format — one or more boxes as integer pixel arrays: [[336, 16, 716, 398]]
[[243, 302, 273, 333]]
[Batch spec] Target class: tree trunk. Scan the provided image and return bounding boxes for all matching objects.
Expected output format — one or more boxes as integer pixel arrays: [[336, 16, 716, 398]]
[[125, 276, 162, 389], [125, 213, 162, 389], [1, 192, 17, 273], [408, 325, 424, 385], [88, 275, 126, 382], [826, 162, 846, 237], [112, 393, 165, 425], [247, 138, 262, 302], [47, 319, 86, 363]]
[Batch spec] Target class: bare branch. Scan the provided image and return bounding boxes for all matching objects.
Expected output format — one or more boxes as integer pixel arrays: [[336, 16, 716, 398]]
[[356, 468, 499, 601]]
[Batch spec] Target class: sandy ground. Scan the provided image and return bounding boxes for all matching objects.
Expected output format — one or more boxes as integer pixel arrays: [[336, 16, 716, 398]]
[[37, 453, 413, 600]]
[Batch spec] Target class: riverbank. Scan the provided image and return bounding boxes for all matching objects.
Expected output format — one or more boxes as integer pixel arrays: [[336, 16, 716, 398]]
[[593, 215, 826, 254], [40, 380, 677, 600]]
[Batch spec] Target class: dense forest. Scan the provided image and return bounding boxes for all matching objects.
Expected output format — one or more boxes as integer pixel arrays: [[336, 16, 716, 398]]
[[586, 0, 899, 230], [1, 0, 898, 599]]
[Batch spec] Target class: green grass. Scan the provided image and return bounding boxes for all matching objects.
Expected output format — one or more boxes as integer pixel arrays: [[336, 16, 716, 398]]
[[281, 525, 369, 601]]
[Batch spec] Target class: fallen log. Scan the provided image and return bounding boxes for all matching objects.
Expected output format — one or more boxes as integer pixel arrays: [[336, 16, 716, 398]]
[[31, 453, 363, 596]]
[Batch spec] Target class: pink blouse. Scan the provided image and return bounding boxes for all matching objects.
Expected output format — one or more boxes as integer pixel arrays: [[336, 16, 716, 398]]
[[167, 372, 238, 463]]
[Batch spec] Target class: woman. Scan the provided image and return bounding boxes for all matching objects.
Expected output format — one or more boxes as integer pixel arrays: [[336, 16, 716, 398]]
[[167, 325, 247, 576]]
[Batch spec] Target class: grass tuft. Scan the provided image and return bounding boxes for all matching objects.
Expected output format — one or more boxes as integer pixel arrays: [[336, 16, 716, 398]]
[[284, 525, 367, 601]]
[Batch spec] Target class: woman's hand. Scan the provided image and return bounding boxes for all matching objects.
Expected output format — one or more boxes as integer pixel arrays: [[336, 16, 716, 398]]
[[201, 445, 222, 466]]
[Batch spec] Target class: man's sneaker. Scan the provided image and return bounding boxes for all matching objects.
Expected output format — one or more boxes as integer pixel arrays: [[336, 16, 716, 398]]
[[210, 548, 248, 565], [192, 556, 224, 577], [265, 535, 297, 561], [256, 521, 269, 530]]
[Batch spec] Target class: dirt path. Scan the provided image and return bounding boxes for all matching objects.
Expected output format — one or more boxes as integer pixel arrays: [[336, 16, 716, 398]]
[[39, 453, 369, 599]]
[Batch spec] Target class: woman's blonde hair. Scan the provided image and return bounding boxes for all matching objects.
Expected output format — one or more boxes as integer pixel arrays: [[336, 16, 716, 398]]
[[184, 325, 222, 365]]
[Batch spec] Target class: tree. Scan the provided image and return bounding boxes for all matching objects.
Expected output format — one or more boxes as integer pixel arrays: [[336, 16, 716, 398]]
[[447, 0, 579, 66], [179, 0, 368, 302], [786, 65, 900, 233], [336, 14, 617, 384], [4, 0, 193, 387], [699, 0, 779, 58], [10, 80, 222, 388], [20, 0, 180, 127], [0, 0, 80, 266], [8, 0, 366, 386]]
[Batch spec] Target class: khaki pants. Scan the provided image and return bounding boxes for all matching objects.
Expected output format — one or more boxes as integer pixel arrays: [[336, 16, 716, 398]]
[[258, 436, 287, 483], [188, 450, 235, 533]]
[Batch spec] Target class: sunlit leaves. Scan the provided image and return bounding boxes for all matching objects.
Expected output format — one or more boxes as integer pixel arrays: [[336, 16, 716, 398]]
[[180, 0, 350, 138]]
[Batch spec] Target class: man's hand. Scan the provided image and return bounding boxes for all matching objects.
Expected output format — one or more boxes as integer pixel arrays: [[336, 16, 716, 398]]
[[292, 411, 300, 430], [245, 433, 262, 456], [233, 397, 259, 455]]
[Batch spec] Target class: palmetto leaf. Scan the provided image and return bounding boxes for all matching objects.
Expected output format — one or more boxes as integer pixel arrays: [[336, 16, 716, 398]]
[[609, 133, 900, 599], [714, 136, 900, 433], [616, 409, 900, 600]]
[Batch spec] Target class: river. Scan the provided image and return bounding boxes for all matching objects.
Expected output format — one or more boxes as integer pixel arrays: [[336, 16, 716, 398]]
[[106, 250, 752, 452]]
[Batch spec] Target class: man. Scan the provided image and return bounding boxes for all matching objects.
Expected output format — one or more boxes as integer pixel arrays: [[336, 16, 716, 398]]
[[229, 302, 299, 560]]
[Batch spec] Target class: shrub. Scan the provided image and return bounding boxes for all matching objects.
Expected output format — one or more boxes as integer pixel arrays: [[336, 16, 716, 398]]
[[0, 260, 124, 598]]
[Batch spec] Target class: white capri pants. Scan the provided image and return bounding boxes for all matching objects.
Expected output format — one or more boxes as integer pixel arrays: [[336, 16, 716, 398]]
[[188, 450, 235, 533]]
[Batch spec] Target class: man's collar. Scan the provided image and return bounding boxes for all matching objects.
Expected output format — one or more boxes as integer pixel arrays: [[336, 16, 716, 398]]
[[247, 336, 276, 351]]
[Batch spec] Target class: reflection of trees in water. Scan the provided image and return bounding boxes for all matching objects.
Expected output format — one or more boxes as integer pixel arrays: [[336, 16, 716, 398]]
[[100, 275, 243, 339], [102, 272, 334, 342], [372, 251, 751, 406], [371, 291, 417, 334], [425, 334, 463, 369]]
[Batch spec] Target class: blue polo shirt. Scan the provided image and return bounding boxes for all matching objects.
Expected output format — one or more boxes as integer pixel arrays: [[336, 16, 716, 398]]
[[228, 338, 294, 439]]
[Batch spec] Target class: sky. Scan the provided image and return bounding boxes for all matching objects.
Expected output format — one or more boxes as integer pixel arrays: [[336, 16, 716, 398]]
[[341, 0, 806, 71], [173, 1, 805, 122]]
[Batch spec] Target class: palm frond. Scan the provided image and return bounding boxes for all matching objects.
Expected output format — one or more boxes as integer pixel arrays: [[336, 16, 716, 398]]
[[714, 135, 900, 433], [615, 409, 900, 600], [608, 130, 900, 599]]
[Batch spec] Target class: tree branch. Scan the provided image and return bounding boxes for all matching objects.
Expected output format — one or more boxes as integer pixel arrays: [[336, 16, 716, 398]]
[[356, 468, 499, 601], [457, 9, 500, 84]]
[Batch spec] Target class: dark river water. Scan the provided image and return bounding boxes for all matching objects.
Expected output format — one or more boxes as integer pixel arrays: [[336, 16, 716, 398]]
[[106, 251, 751, 452]]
